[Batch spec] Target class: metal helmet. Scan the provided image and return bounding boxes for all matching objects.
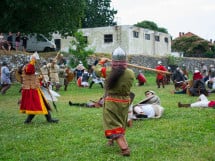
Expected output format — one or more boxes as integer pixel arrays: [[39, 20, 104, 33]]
[[42, 60, 47, 65], [30, 51, 40, 60], [157, 61, 162, 65], [112, 47, 126, 61]]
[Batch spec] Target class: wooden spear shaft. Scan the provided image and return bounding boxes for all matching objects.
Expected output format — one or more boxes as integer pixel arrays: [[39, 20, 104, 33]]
[[105, 58, 172, 75], [127, 63, 172, 75]]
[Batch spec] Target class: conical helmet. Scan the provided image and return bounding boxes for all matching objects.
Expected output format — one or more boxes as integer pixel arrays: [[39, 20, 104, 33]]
[[112, 47, 126, 61]]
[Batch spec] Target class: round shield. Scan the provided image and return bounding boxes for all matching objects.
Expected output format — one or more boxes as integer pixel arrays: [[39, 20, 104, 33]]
[[67, 72, 74, 82], [77, 77, 82, 87]]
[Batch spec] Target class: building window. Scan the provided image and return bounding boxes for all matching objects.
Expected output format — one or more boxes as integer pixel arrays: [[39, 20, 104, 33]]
[[155, 35, 160, 41], [145, 34, 150, 40], [133, 31, 139, 38], [104, 34, 113, 43], [164, 37, 168, 43]]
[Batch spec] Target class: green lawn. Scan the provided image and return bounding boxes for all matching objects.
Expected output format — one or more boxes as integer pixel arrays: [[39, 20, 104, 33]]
[[0, 73, 214, 161]]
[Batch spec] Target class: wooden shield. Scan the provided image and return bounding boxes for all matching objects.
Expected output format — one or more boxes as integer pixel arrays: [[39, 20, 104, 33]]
[[67, 72, 74, 82], [186, 80, 193, 96], [65, 68, 74, 82]]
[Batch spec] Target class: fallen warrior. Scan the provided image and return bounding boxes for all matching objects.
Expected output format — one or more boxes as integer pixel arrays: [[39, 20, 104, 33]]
[[68, 97, 104, 108]]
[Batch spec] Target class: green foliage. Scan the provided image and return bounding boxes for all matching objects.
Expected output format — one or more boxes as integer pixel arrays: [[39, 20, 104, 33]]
[[0, 74, 215, 160], [135, 20, 158, 30], [0, 0, 85, 36], [167, 55, 177, 65], [157, 27, 168, 33], [167, 55, 183, 66], [211, 45, 215, 53], [172, 36, 213, 55], [204, 50, 215, 58], [0, 0, 118, 37], [135, 20, 168, 34], [68, 31, 94, 68], [81, 0, 117, 28]]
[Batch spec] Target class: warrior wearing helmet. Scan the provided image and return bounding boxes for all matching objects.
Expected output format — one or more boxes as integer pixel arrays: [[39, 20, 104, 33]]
[[155, 61, 167, 88], [47, 58, 61, 91], [19, 52, 59, 124], [94, 47, 135, 156]]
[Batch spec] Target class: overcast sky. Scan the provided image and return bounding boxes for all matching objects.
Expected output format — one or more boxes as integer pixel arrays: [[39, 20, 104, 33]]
[[111, 0, 215, 40]]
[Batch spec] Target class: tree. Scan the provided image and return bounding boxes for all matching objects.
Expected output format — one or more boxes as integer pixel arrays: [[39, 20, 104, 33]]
[[134, 20, 168, 34], [0, 0, 85, 37], [81, 0, 117, 28], [68, 31, 94, 68], [172, 35, 214, 57], [157, 27, 168, 34]]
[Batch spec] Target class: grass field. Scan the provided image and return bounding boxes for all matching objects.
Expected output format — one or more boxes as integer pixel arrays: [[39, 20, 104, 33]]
[[0, 73, 214, 161]]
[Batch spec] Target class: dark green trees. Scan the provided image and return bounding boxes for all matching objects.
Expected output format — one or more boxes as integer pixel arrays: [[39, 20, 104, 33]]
[[172, 35, 215, 57], [0, 0, 85, 36], [0, 0, 117, 36], [135, 20, 168, 34], [81, 0, 117, 28]]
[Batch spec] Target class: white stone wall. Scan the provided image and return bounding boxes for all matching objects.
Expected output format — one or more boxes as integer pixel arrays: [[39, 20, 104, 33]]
[[79, 25, 171, 56]]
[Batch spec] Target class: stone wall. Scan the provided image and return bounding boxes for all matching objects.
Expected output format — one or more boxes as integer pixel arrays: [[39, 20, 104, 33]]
[[129, 55, 215, 73], [0, 54, 46, 70], [1, 53, 215, 75]]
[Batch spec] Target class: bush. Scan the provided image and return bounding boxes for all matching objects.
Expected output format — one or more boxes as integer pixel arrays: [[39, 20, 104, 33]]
[[68, 31, 94, 68]]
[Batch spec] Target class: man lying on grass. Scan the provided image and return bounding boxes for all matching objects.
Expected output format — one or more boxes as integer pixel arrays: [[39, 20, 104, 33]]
[[129, 90, 164, 120], [178, 94, 215, 108], [68, 97, 104, 108]]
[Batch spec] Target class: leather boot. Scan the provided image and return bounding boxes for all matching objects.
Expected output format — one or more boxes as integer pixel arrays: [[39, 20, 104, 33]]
[[69, 101, 86, 107], [99, 82, 104, 88], [178, 102, 191, 108], [24, 115, 35, 124], [116, 136, 130, 156], [45, 111, 59, 123], [64, 85, 68, 91], [156, 79, 160, 88], [89, 81, 94, 88], [127, 120, 132, 127]]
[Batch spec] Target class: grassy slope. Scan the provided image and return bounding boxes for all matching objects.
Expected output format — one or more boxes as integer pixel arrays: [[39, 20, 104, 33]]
[[0, 73, 214, 161]]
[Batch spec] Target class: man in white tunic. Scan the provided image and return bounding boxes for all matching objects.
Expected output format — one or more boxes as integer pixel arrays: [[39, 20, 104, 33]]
[[131, 90, 164, 119]]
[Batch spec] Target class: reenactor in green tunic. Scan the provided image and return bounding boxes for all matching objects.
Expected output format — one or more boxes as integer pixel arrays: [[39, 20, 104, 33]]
[[94, 47, 135, 156]]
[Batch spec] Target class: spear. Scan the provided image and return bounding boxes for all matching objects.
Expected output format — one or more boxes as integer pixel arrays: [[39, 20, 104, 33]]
[[99, 58, 172, 75], [127, 63, 172, 75]]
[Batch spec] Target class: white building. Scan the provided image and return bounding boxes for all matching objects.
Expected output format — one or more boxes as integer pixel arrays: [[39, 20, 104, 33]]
[[54, 25, 171, 56], [79, 25, 171, 56]]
